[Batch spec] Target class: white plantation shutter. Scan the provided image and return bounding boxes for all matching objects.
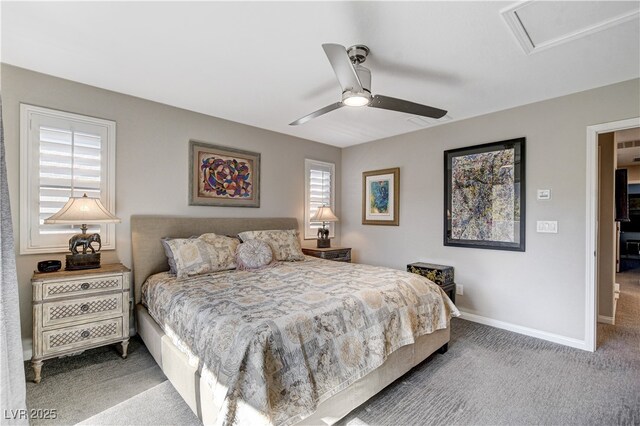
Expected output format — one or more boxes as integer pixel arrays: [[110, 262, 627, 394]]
[[20, 105, 116, 254], [304, 159, 335, 239]]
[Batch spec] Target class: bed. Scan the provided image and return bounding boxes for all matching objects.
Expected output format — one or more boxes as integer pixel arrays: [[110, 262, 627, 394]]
[[131, 216, 458, 425]]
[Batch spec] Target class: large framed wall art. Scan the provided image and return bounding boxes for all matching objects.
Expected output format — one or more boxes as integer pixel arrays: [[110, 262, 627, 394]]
[[444, 138, 525, 251], [362, 167, 400, 226], [189, 140, 260, 207]]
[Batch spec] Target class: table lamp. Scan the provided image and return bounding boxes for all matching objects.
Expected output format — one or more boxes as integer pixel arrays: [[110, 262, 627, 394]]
[[310, 205, 339, 248], [44, 193, 121, 270]]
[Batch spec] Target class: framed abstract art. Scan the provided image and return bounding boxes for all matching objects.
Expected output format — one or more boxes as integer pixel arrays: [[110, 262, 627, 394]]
[[444, 138, 525, 251], [362, 168, 400, 226], [189, 140, 260, 207]]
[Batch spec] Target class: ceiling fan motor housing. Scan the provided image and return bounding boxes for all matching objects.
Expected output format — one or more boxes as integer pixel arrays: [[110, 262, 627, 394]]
[[347, 44, 370, 64]]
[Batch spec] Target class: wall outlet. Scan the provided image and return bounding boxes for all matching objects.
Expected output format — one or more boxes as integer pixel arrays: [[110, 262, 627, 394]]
[[536, 220, 558, 233], [456, 284, 464, 295]]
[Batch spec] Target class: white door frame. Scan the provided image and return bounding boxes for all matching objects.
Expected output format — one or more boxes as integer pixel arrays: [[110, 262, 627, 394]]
[[585, 117, 640, 351]]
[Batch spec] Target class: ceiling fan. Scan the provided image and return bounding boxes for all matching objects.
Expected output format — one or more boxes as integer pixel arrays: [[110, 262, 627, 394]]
[[290, 43, 447, 126]]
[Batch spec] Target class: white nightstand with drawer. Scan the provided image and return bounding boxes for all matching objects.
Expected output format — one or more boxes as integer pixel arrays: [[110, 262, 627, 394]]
[[31, 263, 131, 383]]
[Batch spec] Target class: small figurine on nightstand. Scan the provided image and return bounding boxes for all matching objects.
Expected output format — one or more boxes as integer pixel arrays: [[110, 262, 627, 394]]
[[310, 205, 339, 248]]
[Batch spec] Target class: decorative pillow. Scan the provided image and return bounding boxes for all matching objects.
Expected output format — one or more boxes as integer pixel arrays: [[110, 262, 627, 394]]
[[163, 233, 240, 278], [236, 240, 274, 270], [161, 238, 179, 275], [238, 229, 305, 261], [161, 236, 198, 275]]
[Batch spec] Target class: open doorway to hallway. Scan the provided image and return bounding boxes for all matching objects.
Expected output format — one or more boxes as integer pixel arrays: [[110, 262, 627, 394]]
[[597, 126, 640, 349]]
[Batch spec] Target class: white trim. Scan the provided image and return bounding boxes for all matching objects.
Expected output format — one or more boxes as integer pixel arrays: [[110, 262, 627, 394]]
[[501, 1, 640, 55], [598, 315, 615, 325], [459, 310, 588, 351], [586, 117, 640, 352], [19, 104, 117, 254]]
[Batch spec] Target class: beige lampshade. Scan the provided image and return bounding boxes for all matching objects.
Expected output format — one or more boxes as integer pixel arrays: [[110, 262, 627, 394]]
[[44, 194, 121, 224], [310, 205, 339, 222]]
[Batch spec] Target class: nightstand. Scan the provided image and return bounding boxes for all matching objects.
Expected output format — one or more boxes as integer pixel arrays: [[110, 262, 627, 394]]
[[302, 247, 351, 262], [31, 263, 131, 383], [407, 262, 456, 303]]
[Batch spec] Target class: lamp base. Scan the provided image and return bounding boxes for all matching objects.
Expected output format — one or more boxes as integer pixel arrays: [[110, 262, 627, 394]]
[[66, 253, 101, 271], [316, 238, 331, 249]]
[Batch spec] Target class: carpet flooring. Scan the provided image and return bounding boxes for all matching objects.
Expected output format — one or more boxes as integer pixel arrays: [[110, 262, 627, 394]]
[[24, 338, 166, 425], [77, 382, 199, 426], [25, 271, 640, 425]]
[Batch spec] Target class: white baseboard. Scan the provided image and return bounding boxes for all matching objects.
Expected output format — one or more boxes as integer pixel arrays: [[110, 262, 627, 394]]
[[458, 310, 589, 351], [23, 337, 32, 361], [598, 315, 615, 325]]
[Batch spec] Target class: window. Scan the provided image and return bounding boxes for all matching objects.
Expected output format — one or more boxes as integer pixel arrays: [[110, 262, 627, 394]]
[[304, 159, 336, 239], [20, 104, 116, 254]]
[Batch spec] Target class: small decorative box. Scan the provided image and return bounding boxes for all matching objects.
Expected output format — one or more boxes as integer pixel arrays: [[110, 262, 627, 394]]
[[407, 262, 454, 286]]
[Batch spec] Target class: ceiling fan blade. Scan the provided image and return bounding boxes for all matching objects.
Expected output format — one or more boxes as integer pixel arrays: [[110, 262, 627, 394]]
[[369, 94, 447, 119], [289, 102, 344, 126], [322, 43, 363, 93]]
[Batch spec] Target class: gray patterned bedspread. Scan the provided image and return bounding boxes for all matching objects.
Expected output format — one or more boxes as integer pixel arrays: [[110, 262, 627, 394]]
[[142, 256, 459, 425]]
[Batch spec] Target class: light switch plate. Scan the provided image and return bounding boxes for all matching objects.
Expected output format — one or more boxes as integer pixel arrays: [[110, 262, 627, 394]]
[[537, 189, 551, 200], [536, 220, 558, 233], [456, 284, 464, 295]]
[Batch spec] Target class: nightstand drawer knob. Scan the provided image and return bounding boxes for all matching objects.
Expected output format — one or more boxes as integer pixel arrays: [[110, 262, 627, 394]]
[[80, 304, 90, 312], [81, 330, 90, 338], [81, 283, 90, 290]]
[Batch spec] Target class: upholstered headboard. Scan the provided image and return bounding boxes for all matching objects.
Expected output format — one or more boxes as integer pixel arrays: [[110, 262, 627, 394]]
[[130, 215, 298, 303]]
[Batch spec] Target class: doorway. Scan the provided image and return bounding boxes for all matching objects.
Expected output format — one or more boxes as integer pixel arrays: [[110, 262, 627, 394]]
[[586, 117, 640, 351]]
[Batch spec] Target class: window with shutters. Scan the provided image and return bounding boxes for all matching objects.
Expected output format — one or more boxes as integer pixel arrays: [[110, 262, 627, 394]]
[[20, 104, 116, 254], [304, 159, 336, 240]]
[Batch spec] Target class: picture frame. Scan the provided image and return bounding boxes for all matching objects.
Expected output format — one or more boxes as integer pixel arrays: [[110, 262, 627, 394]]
[[362, 167, 400, 226], [444, 138, 525, 251], [189, 140, 260, 207]]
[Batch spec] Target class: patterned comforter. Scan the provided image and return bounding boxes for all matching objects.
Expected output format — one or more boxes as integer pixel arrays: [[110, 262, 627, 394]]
[[142, 256, 459, 425]]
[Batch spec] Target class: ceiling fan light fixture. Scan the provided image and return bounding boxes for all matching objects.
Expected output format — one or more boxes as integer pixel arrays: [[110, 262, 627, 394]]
[[342, 91, 371, 107], [289, 43, 448, 126]]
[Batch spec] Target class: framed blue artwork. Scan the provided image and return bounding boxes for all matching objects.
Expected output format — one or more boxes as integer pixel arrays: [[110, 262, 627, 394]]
[[362, 167, 400, 226]]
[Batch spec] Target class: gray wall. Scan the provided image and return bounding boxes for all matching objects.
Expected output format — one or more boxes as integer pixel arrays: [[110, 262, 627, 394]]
[[2, 64, 342, 341], [341, 79, 639, 341]]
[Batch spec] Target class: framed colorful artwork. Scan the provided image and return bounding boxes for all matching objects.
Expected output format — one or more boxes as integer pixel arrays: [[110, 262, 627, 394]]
[[444, 138, 525, 251], [362, 168, 400, 226], [189, 140, 260, 207]]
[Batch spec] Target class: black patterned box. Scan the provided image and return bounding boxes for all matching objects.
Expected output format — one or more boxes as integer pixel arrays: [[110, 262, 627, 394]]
[[407, 262, 454, 286]]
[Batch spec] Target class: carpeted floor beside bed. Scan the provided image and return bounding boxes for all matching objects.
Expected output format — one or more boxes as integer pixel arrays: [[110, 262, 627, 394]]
[[25, 272, 639, 426]]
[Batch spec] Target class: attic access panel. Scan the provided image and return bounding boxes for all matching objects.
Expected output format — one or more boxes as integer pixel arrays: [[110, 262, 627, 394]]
[[501, 1, 640, 54]]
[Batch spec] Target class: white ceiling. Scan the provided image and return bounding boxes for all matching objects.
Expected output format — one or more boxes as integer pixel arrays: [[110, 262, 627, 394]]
[[2, 1, 639, 148]]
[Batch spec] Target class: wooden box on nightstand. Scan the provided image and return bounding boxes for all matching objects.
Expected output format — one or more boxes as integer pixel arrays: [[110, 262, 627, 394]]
[[302, 247, 352, 263], [31, 263, 131, 383]]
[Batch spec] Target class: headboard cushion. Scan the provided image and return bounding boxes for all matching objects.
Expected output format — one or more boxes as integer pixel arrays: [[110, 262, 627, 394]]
[[130, 215, 298, 303]]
